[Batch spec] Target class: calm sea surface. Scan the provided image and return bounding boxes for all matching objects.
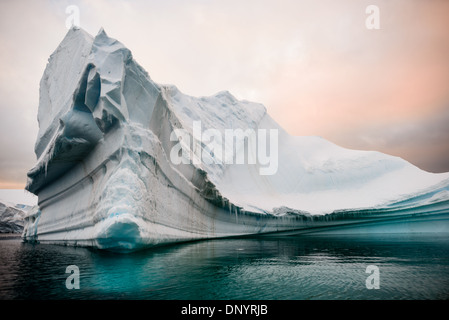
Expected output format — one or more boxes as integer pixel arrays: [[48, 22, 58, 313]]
[[1, 233, 448, 300]]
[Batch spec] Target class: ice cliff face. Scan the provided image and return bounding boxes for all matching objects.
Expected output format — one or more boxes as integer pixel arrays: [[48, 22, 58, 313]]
[[24, 28, 449, 251]]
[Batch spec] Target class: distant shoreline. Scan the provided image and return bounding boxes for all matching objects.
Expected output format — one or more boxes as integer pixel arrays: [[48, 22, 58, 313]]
[[0, 233, 22, 239]]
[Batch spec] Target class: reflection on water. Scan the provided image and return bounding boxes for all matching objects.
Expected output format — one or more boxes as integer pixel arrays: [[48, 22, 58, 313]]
[[1, 233, 448, 300]]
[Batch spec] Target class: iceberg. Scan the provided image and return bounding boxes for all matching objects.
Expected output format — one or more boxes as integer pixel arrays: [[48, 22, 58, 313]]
[[0, 202, 27, 234], [24, 27, 449, 251], [0, 191, 36, 234]]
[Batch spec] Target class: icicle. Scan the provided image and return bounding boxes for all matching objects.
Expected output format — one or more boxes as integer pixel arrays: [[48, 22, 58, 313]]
[[44, 156, 49, 177], [235, 206, 238, 224]]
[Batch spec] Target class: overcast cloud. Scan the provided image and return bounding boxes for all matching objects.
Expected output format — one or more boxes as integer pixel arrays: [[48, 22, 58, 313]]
[[0, 0, 448, 188]]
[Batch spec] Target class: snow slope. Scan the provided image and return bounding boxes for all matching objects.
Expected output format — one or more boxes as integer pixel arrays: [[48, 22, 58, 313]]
[[0, 202, 27, 233], [0, 190, 37, 234], [167, 89, 449, 215], [23, 28, 449, 251]]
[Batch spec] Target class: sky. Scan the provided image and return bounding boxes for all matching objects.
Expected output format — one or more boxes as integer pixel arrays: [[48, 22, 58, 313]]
[[0, 0, 448, 189]]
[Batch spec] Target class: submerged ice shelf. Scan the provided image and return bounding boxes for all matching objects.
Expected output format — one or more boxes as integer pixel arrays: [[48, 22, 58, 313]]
[[23, 27, 449, 251]]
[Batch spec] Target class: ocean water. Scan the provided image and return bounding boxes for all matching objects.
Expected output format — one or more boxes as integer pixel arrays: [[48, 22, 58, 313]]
[[0, 233, 448, 300]]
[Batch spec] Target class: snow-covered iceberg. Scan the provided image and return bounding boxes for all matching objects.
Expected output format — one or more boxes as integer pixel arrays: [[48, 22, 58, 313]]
[[0, 191, 36, 234], [0, 202, 27, 234], [24, 27, 449, 251]]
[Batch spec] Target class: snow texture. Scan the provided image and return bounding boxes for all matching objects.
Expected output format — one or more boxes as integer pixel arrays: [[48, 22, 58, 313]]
[[0, 202, 27, 233], [24, 28, 449, 251]]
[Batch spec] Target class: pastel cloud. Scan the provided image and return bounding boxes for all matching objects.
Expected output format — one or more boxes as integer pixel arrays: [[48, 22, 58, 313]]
[[0, 0, 448, 188]]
